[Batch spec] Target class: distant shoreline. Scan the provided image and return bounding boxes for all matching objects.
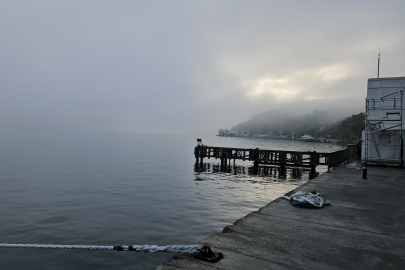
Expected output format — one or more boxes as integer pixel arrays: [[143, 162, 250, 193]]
[[216, 134, 357, 145]]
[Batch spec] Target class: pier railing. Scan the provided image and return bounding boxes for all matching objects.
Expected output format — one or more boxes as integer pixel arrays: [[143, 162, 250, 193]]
[[194, 144, 357, 171]]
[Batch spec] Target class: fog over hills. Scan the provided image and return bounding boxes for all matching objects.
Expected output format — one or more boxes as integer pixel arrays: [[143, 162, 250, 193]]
[[222, 108, 364, 138], [0, 1, 403, 136]]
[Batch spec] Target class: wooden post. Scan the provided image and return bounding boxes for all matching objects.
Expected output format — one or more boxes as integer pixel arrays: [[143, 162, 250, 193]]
[[279, 151, 286, 170], [310, 151, 316, 174], [327, 152, 331, 172], [279, 166, 286, 178], [253, 148, 259, 168], [200, 146, 204, 163], [195, 146, 200, 164]]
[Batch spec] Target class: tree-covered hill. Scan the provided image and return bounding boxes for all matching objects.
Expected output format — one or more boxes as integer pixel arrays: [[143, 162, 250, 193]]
[[219, 111, 365, 142], [319, 112, 365, 141]]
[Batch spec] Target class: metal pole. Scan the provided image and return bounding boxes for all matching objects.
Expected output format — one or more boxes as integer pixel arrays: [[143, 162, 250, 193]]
[[363, 98, 368, 179], [401, 139, 403, 168], [401, 91, 403, 168], [377, 50, 380, 78]]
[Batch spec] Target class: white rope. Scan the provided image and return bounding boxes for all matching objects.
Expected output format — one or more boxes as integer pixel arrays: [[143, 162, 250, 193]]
[[0, 243, 200, 253]]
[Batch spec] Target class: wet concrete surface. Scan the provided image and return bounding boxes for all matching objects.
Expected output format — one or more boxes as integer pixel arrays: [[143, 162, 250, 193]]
[[155, 160, 405, 270]]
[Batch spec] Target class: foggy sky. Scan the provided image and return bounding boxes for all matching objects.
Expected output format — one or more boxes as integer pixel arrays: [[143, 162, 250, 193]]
[[1, 0, 404, 136]]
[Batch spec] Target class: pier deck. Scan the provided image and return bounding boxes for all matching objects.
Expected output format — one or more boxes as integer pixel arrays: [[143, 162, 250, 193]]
[[194, 145, 356, 171], [155, 160, 405, 270]]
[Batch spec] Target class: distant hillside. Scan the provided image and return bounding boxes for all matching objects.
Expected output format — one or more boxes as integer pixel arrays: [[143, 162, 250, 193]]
[[319, 112, 365, 141], [227, 110, 342, 135], [219, 111, 365, 141]]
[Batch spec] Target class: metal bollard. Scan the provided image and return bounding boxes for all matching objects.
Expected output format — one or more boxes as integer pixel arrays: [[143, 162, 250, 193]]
[[362, 166, 367, 179]]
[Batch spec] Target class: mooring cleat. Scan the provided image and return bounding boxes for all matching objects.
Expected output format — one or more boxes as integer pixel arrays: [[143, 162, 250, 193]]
[[114, 246, 124, 251], [195, 245, 223, 263]]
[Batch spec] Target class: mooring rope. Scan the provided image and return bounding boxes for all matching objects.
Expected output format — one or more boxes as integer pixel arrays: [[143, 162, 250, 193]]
[[0, 243, 200, 253]]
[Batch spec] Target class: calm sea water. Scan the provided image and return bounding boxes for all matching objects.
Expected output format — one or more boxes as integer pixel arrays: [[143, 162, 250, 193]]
[[0, 133, 345, 269]]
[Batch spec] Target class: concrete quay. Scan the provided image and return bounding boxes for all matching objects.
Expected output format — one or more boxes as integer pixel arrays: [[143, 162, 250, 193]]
[[155, 160, 405, 270]]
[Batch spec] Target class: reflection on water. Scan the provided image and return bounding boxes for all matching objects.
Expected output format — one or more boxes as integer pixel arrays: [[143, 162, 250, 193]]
[[194, 162, 319, 184], [190, 161, 318, 220], [0, 133, 340, 270]]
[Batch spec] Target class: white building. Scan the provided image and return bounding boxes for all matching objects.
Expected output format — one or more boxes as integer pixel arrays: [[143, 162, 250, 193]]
[[362, 76, 405, 165], [301, 135, 314, 139]]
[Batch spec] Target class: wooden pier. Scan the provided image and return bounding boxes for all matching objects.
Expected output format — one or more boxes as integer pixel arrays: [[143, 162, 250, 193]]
[[194, 145, 356, 172]]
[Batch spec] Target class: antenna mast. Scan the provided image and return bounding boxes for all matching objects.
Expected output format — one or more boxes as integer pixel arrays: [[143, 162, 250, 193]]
[[377, 50, 380, 78]]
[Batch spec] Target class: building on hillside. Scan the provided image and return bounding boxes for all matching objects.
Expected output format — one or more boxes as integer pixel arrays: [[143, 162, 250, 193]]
[[301, 135, 314, 139], [362, 76, 405, 166]]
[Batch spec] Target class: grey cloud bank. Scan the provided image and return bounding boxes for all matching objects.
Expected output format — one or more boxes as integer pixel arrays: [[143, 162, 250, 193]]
[[0, 1, 404, 136]]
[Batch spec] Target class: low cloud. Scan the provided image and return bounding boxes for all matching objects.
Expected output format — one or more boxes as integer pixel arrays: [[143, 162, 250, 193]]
[[0, 1, 404, 136]]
